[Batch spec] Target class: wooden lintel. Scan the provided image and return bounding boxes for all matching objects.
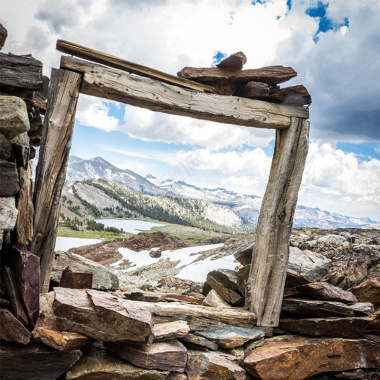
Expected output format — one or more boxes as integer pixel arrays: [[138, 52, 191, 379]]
[[56, 39, 214, 93], [61, 57, 309, 130]]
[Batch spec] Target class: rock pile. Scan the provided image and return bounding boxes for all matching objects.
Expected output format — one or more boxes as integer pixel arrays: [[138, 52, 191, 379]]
[[2, 235, 379, 379], [177, 51, 312, 106], [0, 23, 46, 350]]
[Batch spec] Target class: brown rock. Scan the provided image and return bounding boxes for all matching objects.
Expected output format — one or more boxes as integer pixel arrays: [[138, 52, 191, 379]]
[[366, 310, 380, 333], [281, 298, 374, 318], [244, 335, 380, 380], [222, 347, 245, 365], [197, 326, 265, 349], [297, 282, 358, 303], [208, 276, 244, 306], [207, 269, 241, 294], [0, 161, 19, 196], [217, 52, 247, 69], [9, 247, 39, 326], [59, 267, 93, 289], [186, 350, 246, 380], [53, 288, 154, 342], [166, 293, 203, 305], [3, 266, 28, 325], [202, 289, 233, 308], [153, 320, 190, 341], [202, 279, 212, 296], [149, 248, 162, 258], [106, 339, 187, 372], [283, 287, 301, 298], [233, 241, 254, 266], [177, 65, 297, 87], [66, 345, 169, 379], [14, 166, 34, 245], [0, 308, 31, 344], [167, 373, 188, 380], [0, 132, 12, 160], [0, 341, 82, 380], [352, 277, 380, 308], [279, 317, 372, 338], [235, 81, 270, 99], [0, 23, 7, 50], [123, 288, 165, 302], [180, 333, 219, 351], [33, 293, 88, 351], [268, 85, 312, 105]]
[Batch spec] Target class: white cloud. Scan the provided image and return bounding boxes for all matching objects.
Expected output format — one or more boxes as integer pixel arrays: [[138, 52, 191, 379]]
[[76, 95, 121, 132], [123, 106, 274, 150]]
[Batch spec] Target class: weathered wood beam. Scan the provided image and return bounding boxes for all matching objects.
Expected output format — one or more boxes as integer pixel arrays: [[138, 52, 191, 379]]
[[56, 39, 214, 93], [245, 117, 310, 327], [61, 57, 308, 130], [29, 68, 82, 293]]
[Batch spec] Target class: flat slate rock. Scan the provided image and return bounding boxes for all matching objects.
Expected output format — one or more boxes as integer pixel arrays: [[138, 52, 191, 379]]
[[202, 289, 233, 308], [297, 282, 358, 303], [279, 317, 372, 338], [180, 333, 219, 351], [53, 288, 154, 342], [196, 326, 265, 349], [0, 341, 82, 380], [177, 65, 297, 86], [153, 320, 190, 342], [281, 298, 374, 318], [33, 292, 88, 351], [52, 250, 119, 290], [207, 269, 241, 294], [233, 241, 255, 266], [186, 350, 246, 380], [244, 335, 380, 380], [9, 247, 39, 326], [124, 289, 165, 302], [165, 293, 203, 305], [66, 346, 169, 379], [207, 276, 244, 307], [106, 339, 187, 372], [0, 161, 19, 196], [0, 308, 31, 345]]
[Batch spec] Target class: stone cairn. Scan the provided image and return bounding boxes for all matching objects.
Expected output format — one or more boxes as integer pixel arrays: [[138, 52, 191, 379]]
[[1, 30, 379, 378]]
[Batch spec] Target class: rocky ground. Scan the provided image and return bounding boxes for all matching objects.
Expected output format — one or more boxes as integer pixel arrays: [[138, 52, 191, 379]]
[[68, 228, 380, 291], [3, 227, 379, 380]]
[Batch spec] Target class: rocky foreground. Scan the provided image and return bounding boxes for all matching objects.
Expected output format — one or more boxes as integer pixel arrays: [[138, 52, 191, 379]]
[[1, 228, 380, 379]]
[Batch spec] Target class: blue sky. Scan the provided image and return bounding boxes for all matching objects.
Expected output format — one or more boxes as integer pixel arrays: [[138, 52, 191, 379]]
[[1, 0, 379, 220]]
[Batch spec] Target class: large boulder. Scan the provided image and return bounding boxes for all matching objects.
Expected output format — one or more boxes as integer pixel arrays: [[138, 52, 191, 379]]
[[52, 250, 119, 290]]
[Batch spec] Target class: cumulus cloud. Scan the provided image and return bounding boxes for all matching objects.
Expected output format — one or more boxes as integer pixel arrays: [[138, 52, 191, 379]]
[[76, 95, 121, 132], [122, 106, 274, 150]]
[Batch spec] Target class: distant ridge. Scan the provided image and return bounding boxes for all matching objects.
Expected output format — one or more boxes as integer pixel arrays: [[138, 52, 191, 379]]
[[65, 155, 379, 229]]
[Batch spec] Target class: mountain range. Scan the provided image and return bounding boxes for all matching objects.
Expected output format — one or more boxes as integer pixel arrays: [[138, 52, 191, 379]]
[[65, 156, 379, 230]]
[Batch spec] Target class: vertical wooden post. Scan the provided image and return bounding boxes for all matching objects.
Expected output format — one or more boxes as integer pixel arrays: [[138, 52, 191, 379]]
[[246, 117, 309, 327], [29, 68, 82, 293]]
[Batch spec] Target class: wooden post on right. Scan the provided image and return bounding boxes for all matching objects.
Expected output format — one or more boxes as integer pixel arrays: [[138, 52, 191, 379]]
[[245, 116, 310, 327]]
